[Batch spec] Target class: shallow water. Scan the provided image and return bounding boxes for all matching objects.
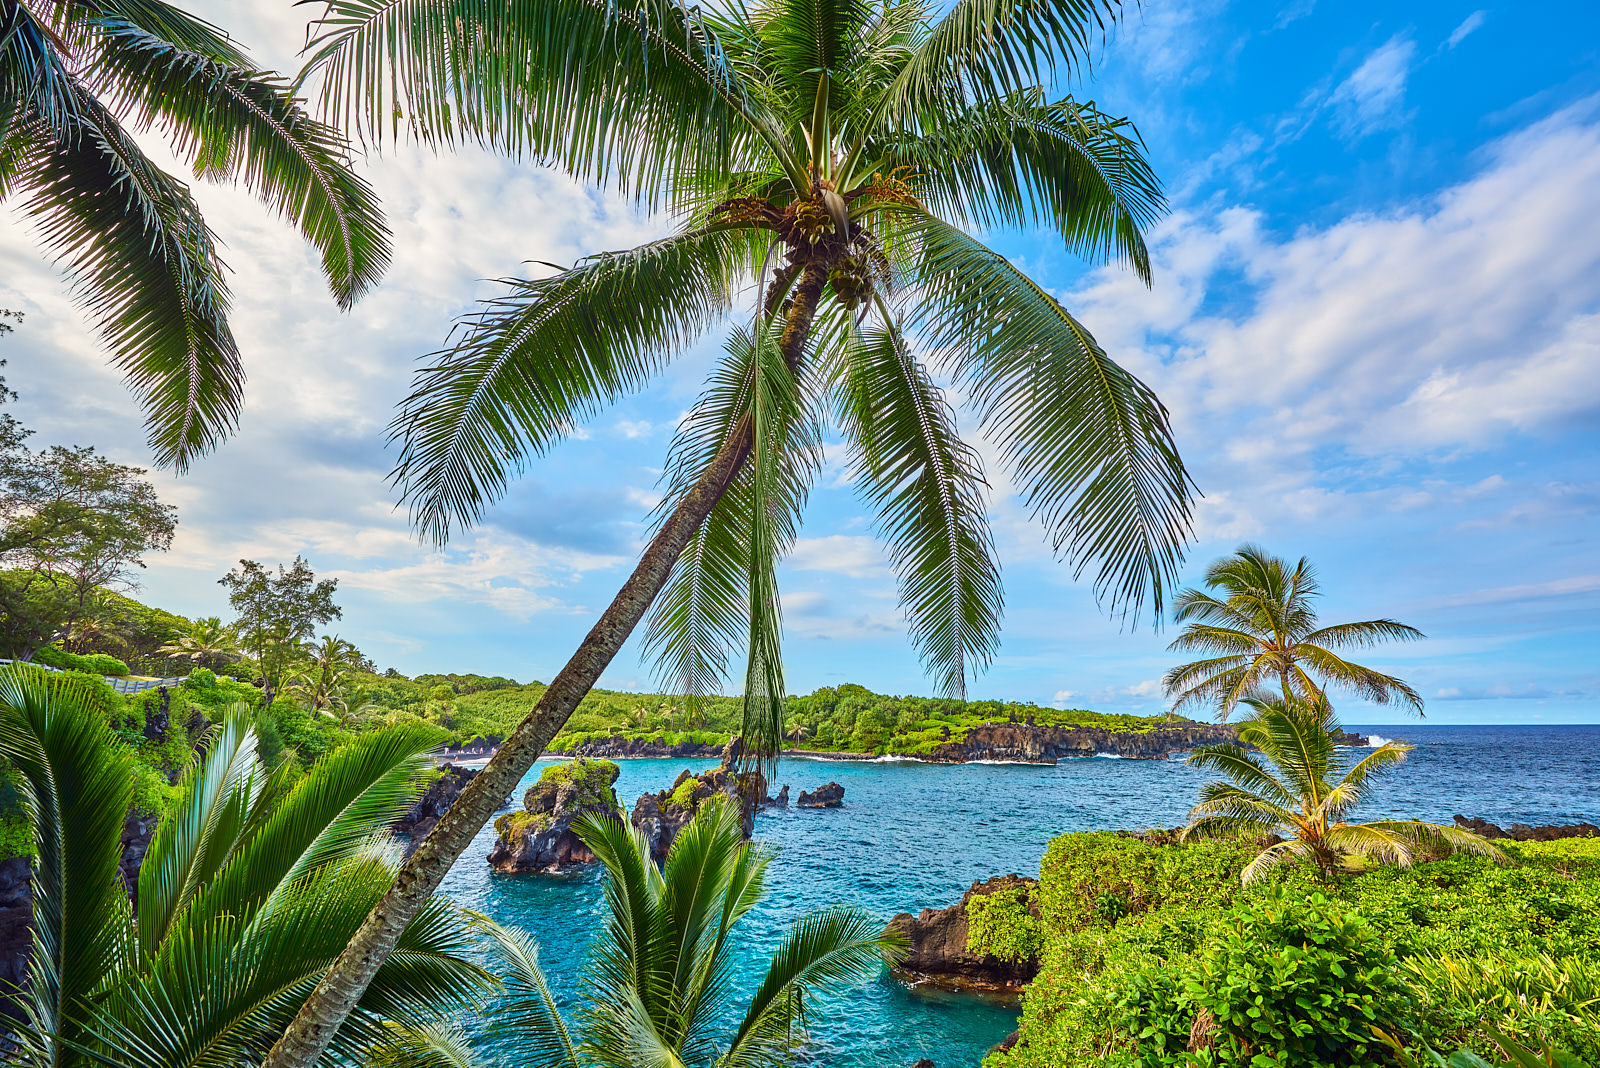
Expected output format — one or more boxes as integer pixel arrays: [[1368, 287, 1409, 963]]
[[436, 724, 1600, 1067]]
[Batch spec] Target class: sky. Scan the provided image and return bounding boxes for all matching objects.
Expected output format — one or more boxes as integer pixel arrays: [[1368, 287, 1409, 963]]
[[2, 0, 1598, 725]]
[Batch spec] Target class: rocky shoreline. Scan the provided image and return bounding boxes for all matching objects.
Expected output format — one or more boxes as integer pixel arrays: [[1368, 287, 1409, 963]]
[[887, 875, 1040, 993]]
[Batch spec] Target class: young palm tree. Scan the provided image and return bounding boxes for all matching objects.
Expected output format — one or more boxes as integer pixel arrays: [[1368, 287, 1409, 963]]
[[385, 802, 900, 1068], [0, 666, 496, 1067], [1162, 545, 1425, 720], [0, 0, 390, 467], [267, 1, 1193, 1060], [157, 615, 245, 669], [1182, 694, 1502, 884], [289, 633, 363, 716]]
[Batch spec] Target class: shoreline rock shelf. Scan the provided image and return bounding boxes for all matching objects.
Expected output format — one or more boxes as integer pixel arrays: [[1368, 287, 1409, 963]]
[[797, 782, 844, 808], [1453, 815, 1599, 841], [887, 874, 1040, 993]]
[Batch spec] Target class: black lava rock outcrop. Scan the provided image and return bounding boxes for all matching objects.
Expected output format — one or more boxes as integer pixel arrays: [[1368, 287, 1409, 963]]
[[888, 874, 1040, 992], [488, 759, 621, 872], [919, 722, 1236, 763], [1454, 815, 1599, 841], [563, 735, 728, 760], [797, 782, 844, 808], [394, 764, 479, 856], [630, 740, 767, 861]]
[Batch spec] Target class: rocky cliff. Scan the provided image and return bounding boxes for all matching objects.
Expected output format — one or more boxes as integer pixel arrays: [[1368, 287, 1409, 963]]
[[887, 874, 1040, 992], [919, 722, 1238, 763], [393, 764, 481, 856], [1454, 815, 1599, 841], [562, 736, 728, 760], [630, 740, 767, 861], [488, 759, 622, 873]]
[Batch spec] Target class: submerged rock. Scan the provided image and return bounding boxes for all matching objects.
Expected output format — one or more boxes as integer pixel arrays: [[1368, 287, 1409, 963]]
[[887, 874, 1039, 992], [395, 763, 480, 856], [797, 782, 845, 808], [630, 739, 767, 861], [1453, 815, 1599, 841], [488, 758, 621, 873]]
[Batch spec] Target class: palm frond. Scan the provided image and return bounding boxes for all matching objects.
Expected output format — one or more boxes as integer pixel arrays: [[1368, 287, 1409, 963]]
[[1297, 643, 1425, 712], [389, 225, 759, 544], [468, 915, 580, 1068], [834, 320, 1001, 699], [906, 213, 1192, 621], [1239, 838, 1313, 885], [1184, 743, 1297, 809]]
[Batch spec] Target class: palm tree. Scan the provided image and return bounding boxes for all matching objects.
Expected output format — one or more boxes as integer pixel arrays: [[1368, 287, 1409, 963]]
[[1162, 545, 1425, 720], [267, 1, 1193, 1060], [386, 802, 901, 1068], [0, 665, 495, 1066], [158, 615, 245, 669], [1182, 694, 1502, 884], [288, 633, 363, 716], [1, 0, 390, 468]]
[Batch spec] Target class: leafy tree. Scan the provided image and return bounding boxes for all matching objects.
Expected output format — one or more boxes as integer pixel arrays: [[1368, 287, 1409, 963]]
[[1162, 545, 1425, 720], [0, 0, 390, 468], [0, 666, 492, 1066], [157, 615, 245, 670], [267, 0, 1193, 1057], [289, 634, 366, 717], [219, 558, 341, 700], [382, 801, 899, 1068], [0, 442, 176, 657], [1181, 694, 1503, 884]]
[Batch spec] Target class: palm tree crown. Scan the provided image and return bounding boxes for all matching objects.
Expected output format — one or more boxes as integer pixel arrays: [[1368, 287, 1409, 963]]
[[157, 615, 245, 668], [1182, 694, 1502, 884], [303, 0, 1194, 758], [1, 0, 391, 468], [1162, 545, 1425, 720]]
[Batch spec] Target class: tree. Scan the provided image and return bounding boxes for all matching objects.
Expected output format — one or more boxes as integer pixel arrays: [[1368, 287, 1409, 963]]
[[220, 558, 342, 699], [1162, 545, 1425, 721], [158, 615, 246, 669], [1181, 694, 1502, 884], [0, 443, 177, 657], [380, 801, 898, 1068], [267, 0, 1193, 1059], [0, 0, 390, 468], [0, 666, 494, 1067], [289, 634, 365, 717]]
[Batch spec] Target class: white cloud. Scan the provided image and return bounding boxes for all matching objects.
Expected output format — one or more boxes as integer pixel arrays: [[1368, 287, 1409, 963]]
[[1447, 11, 1487, 49], [786, 535, 888, 579], [1328, 36, 1417, 137], [1448, 574, 1600, 607]]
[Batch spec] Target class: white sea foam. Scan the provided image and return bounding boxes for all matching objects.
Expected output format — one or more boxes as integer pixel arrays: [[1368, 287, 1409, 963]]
[[1093, 752, 1125, 759], [1366, 734, 1393, 748]]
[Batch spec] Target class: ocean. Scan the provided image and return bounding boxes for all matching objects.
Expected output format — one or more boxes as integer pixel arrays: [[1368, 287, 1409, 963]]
[[434, 724, 1600, 1067]]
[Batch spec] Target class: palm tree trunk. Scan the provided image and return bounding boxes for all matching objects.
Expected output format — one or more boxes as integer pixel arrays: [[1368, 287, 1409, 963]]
[[260, 261, 831, 1068]]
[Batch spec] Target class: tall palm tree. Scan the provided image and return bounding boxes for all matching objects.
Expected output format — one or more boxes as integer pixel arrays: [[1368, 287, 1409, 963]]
[[0, 0, 390, 468], [267, 1, 1193, 1061], [385, 802, 900, 1068], [157, 615, 245, 669], [1162, 545, 1425, 720], [1182, 694, 1502, 885], [289, 633, 362, 716], [0, 665, 496, 1067]]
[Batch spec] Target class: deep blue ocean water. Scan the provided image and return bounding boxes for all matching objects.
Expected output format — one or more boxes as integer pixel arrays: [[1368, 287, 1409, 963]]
[[436, 725, 1600, 1067]]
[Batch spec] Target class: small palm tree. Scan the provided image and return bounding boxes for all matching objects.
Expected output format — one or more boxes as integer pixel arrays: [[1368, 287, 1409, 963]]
[[1163, 545, 1425, 720], [288, 633, 363, 716], [158, 615, 246, 669], [1182, 695, 1502, 884], [1, 0, 390, 467], [0, 666, 492, 1066], [385, 801, 900, 1068]]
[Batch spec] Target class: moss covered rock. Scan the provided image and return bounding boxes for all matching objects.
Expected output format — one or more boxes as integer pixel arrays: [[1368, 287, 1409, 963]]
[[629, 739, 767, 861], [486, 758, 621, 873]]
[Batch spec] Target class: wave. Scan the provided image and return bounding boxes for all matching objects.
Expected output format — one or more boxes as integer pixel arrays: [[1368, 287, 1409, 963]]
[[1366, 734, 1393, 748], [1093, 752, 1125, 759]]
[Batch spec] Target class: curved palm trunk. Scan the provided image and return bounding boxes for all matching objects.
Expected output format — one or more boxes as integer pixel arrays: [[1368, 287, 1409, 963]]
[[261, 261, 830, 1068]]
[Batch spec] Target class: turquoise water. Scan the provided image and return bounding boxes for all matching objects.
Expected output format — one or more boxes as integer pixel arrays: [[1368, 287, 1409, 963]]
[[436, 725, 1600, 1067]]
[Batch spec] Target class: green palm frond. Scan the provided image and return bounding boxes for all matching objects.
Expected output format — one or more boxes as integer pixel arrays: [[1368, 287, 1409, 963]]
[[1301, 619, 1426, 649], [87, 23, 391, 308], [1184, 743, 1297, 809], [907, 213, 1192, 621], [1322, 741, 1412, 818], [1362, 821, 1507, 864], [1165, 624, 1261, 655], [1324, 822, 1416, 869], [369, 1021, 480, 1068], [52, 0, 251, 64], [1240, 838, 1314, 885], [1297, 643, 1425, 711], [834, 321, 1002, 699], [469, 915, 580, 1068], [390, 226, 760, 544]]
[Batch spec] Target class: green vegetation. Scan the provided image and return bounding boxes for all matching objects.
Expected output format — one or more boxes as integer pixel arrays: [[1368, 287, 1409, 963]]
[[1163, 546, 1425, 720], [394, 801, 900, 1068], [1183, 695, 1502, 883], [967, 884, 1046, 966], [988, 832, 1600, 1068], [31, 645, 130, 677], [0, 666, 495, 1063]]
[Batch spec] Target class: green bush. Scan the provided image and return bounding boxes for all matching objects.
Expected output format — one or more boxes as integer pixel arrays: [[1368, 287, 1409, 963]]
[[1111, 891, 1412, 1068], [184, 666, 217, 690], [967, 884, 1045, 965], [34, 645, 130, 676]]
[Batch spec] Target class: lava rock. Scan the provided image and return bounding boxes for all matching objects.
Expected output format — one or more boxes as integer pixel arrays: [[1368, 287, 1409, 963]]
[[629, 739, 767, 860], [797, 782, 844, 808], [1454, 815, 1600, 841], [119, 810, 159, 906], [887, 874, 1039, 992], [918, 722, 1238, 763], [394, 764, 480, 856], [488, 759, 622, 872]]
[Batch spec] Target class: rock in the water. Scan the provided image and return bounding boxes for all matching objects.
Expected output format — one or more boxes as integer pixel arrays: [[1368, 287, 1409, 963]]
[[1454, 815, 1599, 841], [630, 739, 767, 860], [911, 1060, 936, 1068], [488, 759, 621, 872], [767, 784, 789, 807], [887, 874, 1039, 991], [797, 782, 844, 808], [395, 764, 480, 856]]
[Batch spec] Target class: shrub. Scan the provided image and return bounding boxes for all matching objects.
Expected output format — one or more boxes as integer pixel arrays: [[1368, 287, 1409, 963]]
[[33, 645, 130, 676], [967, 884, 1045, 965], [184, 666, 217, 690]]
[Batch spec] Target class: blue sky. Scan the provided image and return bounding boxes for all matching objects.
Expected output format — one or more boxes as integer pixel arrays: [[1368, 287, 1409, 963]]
[[2, 1, 1597, 724]]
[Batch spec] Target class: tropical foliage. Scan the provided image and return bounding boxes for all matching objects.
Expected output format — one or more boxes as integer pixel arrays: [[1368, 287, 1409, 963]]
[[157, 616, 245, 669], [0, 665, 492, 1066], [389, 801, 901, 1068], [1182, 695, 1502, 883], [1162, 546, 1425, 720], [0, 0, 391, 467]]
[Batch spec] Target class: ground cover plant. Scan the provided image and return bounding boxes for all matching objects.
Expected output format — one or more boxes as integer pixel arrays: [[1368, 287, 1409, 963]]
[[984, 832, 1600, 1068]]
